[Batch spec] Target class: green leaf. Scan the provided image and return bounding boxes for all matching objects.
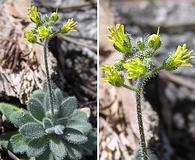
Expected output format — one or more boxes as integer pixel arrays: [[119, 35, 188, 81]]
[[42, 117, 53, 129], [56, 117, 68, 125], [19, 122, 45, 138], [0, 140, 9, 149], [0, 103, 21, 120], [0, 131, 18, 149], [60, 97, 77, 117], [54, 88, 64, 106], [54, 125, 65, 135], [66, 143, 82, 160], [30, 90, 45, 104], [63, 128, 88, 144], [36, 149, 54, 160], [49, 137, 67, 159], [66, 120, 92, 135], [70, 110, 88, 122], [81, 131, 97, 155], [45, 125, 65, 135], [27, 98, 45, 121], [9, 111, 35, 128], [9, 133, 28, 154], [27, 137, 48, 157]]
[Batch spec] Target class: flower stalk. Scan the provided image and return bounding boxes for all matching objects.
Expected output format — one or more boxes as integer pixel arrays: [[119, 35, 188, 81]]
[[43, 38, 54, 117], [135, 78, 148, 160]]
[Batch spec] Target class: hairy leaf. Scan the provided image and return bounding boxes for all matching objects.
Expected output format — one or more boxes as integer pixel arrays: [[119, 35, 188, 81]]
[[27, 137, 48, 157], [66, 120, 92, 135], [42, 117, 53, 129], [56, 117, 68, 126], [60, 97, 77, 117], [9, 133, 28, 154], [45, 125, 65, 135], [30, 90, 45, 104], [36, 149, 54, 160], [66, 143, 82, 160], [63, 128, 88, 144], [27, 98, 45, 121], [54, 125, 65, 135], [10, 111, 35, 128], [70, 110, 88, 122], [81, 131, 97, 155], [0, 103, 21, 120], [19, 122, 45, 138], [0, 131, 18, 149], [49, 137, 67, 159], [0, 140, 9, 149], [54, 88, 64, 106]]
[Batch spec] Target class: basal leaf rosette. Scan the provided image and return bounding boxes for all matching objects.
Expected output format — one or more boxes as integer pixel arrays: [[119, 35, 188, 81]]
[[0, 88, 96, 160]]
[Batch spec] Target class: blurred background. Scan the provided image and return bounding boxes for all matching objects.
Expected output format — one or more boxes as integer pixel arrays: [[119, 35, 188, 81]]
[[99, 0, 195, 160], [0, 0, 97, 159]]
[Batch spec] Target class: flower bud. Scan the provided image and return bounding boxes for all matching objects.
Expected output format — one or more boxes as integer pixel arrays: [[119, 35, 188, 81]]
[[114, 60, 125, 71], [50, 12, 59, 22], [44, 15, 50, 22], [136, 38, 145, 51], [146, 27, 161, 50]]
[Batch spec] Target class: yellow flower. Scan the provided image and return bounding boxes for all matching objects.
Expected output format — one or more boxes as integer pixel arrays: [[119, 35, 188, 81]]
[[60, 18, 77, 33], [123, 58, 147, 79], [24, 29, 37, 43], [27, 6, 42, 24], [107, 24, 131, 54], [146, 27, 161, 50], [36, 26, 50, 39], [102, 64, 124, 87], [164, 44, 194, 70]]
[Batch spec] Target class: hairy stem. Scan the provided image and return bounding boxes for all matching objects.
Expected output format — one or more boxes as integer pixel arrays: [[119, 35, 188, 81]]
[[145, 66, 164, 78], [123, 84, 138, 92], [44, 39, 54, 117], [136, 78, 148, 160]]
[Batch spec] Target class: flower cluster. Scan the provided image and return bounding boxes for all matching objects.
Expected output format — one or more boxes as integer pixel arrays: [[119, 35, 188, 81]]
[[102, 24, 194, 87], [24, 6, 77, 43]]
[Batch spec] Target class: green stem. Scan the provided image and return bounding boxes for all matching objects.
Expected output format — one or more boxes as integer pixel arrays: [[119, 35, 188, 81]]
[[44, 38, 54, 117], [145, 66, 164, 78], [136, 78, 148, 160], [123, 84, 138, 92]]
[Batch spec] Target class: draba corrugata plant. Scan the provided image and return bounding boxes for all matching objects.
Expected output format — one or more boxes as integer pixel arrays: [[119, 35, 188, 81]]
[[102, 24, 194, 160], [0, 5, 96, 160]]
